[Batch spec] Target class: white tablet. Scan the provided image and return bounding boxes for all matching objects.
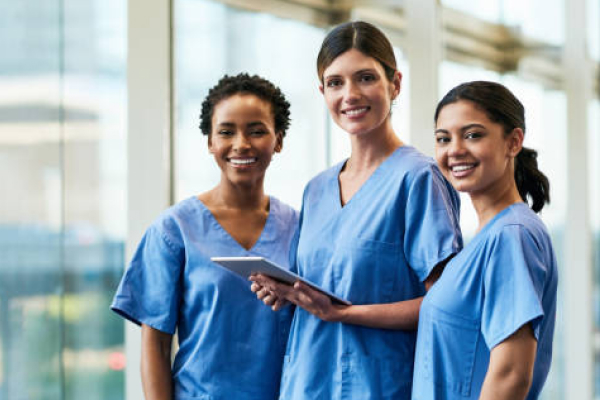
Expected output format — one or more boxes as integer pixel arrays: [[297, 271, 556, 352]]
[[211, 256, 351, 306]]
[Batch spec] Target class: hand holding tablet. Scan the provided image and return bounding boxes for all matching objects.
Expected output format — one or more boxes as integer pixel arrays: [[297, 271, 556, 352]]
[[211, 256, 351, 306]]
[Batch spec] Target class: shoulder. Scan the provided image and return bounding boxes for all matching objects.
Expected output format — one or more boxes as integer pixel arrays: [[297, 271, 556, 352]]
[[269, 196, 300, 227], [148, 197, 203, 250], [486, 204, 554, 256], [306, 161, 343, 188], [394, 146, 443, 180], [302, 161, 344, 200]]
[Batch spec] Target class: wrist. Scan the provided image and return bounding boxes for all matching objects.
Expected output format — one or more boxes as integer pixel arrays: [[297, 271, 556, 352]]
[[333, 304, 351, 323]]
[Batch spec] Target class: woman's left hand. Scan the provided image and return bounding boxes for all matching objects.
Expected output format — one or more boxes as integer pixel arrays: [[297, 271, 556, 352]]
[[250, 274, 348, 322]]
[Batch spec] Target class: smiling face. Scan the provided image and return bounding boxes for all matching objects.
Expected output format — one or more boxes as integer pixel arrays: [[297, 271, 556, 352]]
[[434, 100, 523, 198], [209, 94, 282, 189], [320, 48, 401, 137]]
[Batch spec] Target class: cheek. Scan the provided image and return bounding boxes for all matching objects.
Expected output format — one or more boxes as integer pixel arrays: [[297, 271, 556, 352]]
[[434, 148, 446, 167]]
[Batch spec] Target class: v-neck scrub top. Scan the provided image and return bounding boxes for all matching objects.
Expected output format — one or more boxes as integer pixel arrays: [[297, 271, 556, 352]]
[[111, 196, 299, 400], [412, 203, 558, 400], [279, 146, 463, 400]]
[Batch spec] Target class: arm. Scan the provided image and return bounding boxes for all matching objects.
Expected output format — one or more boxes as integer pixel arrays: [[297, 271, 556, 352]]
[[141, 324, 173, 400], [252, 276, 428, 330], [250, 258, 449, 330], [479, 324, 537, 400]]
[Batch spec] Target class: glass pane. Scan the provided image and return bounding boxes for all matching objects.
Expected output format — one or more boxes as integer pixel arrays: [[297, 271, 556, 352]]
[[62, 0, 127, 398], [441, 0, 502, 23], [590, 99, 600, 399], [0, 0, 127, 398], [502, 0, 565, 45], [589, 0, 600, 61], [0, 0, 63, 396], [175, 0, 326, 209]]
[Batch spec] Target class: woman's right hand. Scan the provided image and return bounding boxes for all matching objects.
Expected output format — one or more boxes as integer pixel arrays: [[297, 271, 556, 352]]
[[249, 274, 290, 311]]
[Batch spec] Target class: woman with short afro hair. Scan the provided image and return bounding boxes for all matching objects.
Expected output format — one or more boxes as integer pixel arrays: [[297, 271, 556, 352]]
[[112, 73, 299, 400]]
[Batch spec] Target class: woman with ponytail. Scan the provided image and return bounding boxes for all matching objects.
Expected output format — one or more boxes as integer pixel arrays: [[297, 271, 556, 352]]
[[412, 81, 557, 400]]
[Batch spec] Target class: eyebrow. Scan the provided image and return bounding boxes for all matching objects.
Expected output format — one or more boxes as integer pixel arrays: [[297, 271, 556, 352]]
[[324, 68, 377, 80], [216, 121, 267, 128], [434, 123, 486, 135]]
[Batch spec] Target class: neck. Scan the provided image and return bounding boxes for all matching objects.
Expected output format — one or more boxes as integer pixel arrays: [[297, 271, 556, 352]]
[[346, 121, 402, 172], [209, 179, 268, 211], [471, 179, 523, 232]]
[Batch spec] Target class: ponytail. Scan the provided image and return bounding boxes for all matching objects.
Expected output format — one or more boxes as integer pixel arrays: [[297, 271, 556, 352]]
[[515, 146, 550, 213]]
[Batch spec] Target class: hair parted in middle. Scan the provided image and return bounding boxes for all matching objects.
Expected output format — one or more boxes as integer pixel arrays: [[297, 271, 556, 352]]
[[199, 73, 291, 137], [316, 21, 397, 83]]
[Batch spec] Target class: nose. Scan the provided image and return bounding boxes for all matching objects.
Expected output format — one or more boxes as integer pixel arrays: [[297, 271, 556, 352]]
[[447, 137, 466, 157], [343, 81, 361, 103], [233, 133, 251, 152]]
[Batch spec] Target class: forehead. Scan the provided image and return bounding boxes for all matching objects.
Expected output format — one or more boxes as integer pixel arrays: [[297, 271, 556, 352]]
[[323, 48, 385, 76], [436, 100, 494, 127], [212, 94, 273, 122]]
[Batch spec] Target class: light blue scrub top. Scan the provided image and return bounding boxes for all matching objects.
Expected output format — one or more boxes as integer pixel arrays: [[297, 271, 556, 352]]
[[280, 146, 463, 400], [412, 203, 558, 400], [111, 196, 299, 400]]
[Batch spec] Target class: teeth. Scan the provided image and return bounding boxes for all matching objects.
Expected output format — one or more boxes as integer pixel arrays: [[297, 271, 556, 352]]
[[345, 107, 368, 116], [451, 165, 474, 172], [230, 158, 256, 165]]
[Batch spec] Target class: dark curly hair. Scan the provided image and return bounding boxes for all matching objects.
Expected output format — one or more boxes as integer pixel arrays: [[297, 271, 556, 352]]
[[199, 73, 291, 137]]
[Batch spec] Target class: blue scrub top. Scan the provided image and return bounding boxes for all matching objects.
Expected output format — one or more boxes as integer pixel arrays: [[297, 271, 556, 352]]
[[111, 196, 299, 400], [280, 146, 463, 400], [412, 203, 558, 400]]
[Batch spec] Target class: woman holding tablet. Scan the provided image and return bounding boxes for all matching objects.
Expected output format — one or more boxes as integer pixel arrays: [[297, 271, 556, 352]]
[[251, 21, 462, 399], [412, 81, 557, 400], [111, 73, 299, 400]]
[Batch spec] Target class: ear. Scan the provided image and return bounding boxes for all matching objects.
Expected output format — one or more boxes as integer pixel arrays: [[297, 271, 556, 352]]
[[507, 128, 524, 157], [274, 132, 283, 153], [207, 134, 214, 153], [319, 83, 324, 95], [391, 70, 402, 100]]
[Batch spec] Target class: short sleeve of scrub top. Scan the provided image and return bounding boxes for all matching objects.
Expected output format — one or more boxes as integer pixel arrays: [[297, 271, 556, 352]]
[[112, 223, 184, 334], [111, 196, 299, 400], [404, 163, 463, 281], [482, 224, 547, 347]]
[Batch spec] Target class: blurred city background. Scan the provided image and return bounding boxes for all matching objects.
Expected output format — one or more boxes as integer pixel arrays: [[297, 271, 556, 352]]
[[0, 0, 598, 399]]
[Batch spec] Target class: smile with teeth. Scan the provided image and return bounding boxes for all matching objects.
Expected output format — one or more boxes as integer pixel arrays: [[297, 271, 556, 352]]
[[229, 157, 257, 166], [343, 107, 369, 116], [451, 164, 476, 172]]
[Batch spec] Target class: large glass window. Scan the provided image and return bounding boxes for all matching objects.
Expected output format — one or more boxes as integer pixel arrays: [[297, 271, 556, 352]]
[[501, 0, 565, 45], [175, 0, 327, 209], [441, 0, 502, 23], [588, 0, 600, 61], [0, 0, 127, 398], [590, 99, 600, 399]]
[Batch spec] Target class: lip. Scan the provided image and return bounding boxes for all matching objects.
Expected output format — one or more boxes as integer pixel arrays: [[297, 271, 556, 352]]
[[227, 157, 258, 168], [341, 106, 370, 119], [448, 162, 478, 178]]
